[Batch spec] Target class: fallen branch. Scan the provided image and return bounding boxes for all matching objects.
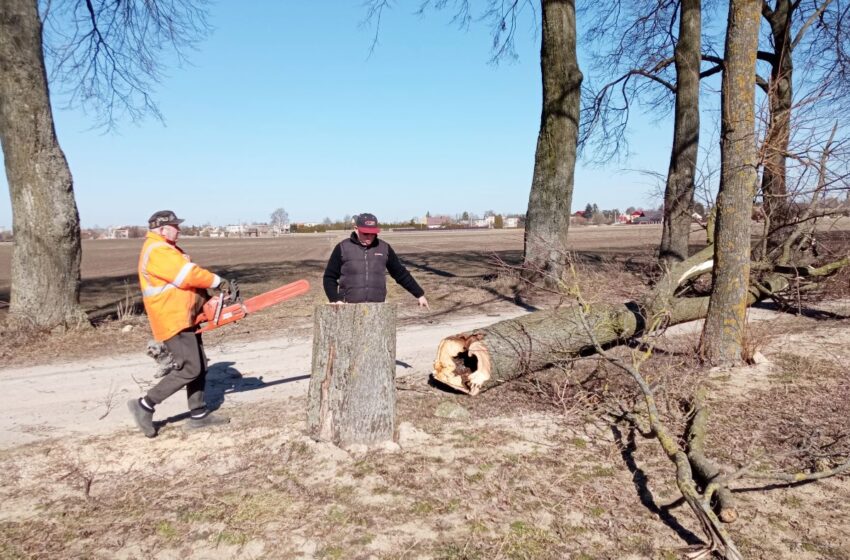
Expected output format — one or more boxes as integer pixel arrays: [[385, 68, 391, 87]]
[[570, 283, 743, 560]]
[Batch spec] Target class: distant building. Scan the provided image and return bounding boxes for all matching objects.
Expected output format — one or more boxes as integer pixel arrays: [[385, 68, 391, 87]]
[[422, 215, 453, 229], [504, 217, 520, 228], [107, 226, 131, 239], [632, 210, 663, 225]]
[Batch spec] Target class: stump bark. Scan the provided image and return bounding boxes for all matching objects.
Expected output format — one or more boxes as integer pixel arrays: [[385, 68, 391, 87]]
[[307, 303, 397, 447]]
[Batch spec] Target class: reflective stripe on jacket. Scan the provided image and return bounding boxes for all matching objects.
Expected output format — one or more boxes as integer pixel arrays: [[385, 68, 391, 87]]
[[138, 231, 220, 341]]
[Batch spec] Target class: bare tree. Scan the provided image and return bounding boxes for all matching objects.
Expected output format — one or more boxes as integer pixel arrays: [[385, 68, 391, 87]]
[[523, 0, 582, 285], [699, 0, 762, 365], [42, 0, 212, 127], [270, 207, 289, 233], [755, 0, 850, 256], [364, 1, 581, 285], [660, 0, 702, 264], [0, 0, 86, 329], [579, 1, 725, 265], [0, 0, 210, 330]]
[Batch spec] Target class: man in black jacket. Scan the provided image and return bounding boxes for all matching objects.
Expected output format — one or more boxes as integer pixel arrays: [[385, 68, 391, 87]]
[[323, 213, 430, 308]]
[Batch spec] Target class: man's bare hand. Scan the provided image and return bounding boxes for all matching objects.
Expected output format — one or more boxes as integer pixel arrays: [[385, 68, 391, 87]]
[[418, 296, 430, 310]]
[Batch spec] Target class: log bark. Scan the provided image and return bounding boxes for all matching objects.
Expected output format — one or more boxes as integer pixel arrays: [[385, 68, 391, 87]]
[[307, 303, 397, 447], [432, 274, 791, 395]]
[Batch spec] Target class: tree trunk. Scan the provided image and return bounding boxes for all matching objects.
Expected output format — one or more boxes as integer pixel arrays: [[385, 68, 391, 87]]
[[699, 0, 761, 365], [660, 0, 701, 264], [431, 274, 790, 395], [760, 0, 794, 254], [306, 303, 397, 447], [0, 0, 86, 329], [522, 0, 582, 285]]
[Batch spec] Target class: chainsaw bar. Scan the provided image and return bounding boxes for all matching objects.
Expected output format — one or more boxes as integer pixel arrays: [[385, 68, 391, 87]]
[[195, 279, 310, 334]]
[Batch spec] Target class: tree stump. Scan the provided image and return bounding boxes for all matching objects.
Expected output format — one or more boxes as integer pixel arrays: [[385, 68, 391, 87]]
[[306, 303, 397, 447]]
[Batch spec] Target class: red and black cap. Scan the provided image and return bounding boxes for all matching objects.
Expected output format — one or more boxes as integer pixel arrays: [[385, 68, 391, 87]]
[[354, 213, 381, 234]]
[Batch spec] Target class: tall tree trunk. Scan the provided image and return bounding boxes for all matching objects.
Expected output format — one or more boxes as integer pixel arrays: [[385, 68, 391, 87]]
[[761, 0, 794, 253], [699, 0, 761, 365], [660, 0, 701, 264], [0, 0, 85, 329], [522, 0, 582, 285]]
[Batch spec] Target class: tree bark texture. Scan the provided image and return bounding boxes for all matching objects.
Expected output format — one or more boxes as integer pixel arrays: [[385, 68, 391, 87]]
[[431, 275, 789, 395], [699, 0, 761, 365], [0, 0, 85, 329], [660, 0, 701, 264], [761, 0, 794, 252], [307, 303, 397, 447], [523, 0, 582, 285]]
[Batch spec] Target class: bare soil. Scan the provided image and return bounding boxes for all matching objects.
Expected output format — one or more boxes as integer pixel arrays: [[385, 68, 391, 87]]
[[1, 225, 849, 559]]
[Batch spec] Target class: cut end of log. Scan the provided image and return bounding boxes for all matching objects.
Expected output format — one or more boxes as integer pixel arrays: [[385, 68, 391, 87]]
[[431, 334, 492, 395], [719, 507, 738, 524]]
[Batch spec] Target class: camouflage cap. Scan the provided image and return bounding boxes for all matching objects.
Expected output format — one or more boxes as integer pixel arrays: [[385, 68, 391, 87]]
[[148, 210, 185, 229]]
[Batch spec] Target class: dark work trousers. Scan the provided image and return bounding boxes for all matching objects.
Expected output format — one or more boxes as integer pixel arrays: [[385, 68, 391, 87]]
[[146, 330, 208, 411]]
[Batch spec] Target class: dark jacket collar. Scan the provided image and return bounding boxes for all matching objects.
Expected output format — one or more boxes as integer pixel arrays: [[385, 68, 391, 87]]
[[348, 231, 380, 249]]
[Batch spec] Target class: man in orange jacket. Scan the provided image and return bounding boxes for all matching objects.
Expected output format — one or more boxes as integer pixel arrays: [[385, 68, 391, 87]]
[[128, 210, 230, 437]]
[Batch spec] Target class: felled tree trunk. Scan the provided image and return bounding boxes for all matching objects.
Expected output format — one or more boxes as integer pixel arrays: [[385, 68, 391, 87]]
[[306, 303, 397, 447], [432, 274, 790, 396]]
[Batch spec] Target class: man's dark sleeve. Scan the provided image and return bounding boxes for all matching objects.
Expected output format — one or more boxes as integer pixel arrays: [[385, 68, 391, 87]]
[[386, 244, 424, 298], [323, 244, 343, 302]]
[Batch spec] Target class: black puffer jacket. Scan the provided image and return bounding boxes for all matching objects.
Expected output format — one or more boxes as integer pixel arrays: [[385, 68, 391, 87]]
[[323, 233, 424, 303]]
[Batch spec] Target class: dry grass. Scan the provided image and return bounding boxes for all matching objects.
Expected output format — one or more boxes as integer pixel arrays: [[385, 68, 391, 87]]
[[2, 227, 850, 558], [2, 309, 850, 559]]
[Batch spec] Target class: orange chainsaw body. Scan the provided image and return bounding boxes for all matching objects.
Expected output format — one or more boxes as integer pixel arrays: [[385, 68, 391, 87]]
[[194, 279, 310, 333]]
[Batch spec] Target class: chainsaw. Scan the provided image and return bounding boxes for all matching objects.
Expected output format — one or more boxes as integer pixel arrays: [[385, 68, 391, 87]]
[[146, 278, 310, 378], [194, 278, 311, 334]]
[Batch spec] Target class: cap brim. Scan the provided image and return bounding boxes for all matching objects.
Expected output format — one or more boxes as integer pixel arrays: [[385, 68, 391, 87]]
[[357, 226, 381, 234]]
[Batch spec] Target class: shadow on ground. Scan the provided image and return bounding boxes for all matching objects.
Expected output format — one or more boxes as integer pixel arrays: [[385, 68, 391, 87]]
[[153, 361, 310, 431]]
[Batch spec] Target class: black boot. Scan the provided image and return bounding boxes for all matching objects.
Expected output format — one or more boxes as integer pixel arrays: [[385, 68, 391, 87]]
[[127, 399, 156, 438], [183, 411, 230, 430]]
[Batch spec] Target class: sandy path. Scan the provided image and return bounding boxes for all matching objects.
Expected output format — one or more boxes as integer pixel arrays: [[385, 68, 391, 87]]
[[0, 309, 529, 449]]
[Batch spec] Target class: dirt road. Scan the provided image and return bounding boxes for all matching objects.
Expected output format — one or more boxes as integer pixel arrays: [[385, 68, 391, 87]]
[[0, 308, 529, 448]]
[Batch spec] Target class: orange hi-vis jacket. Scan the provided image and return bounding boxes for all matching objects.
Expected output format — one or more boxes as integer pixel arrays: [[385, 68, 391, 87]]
[[138, 231, 221, 341]]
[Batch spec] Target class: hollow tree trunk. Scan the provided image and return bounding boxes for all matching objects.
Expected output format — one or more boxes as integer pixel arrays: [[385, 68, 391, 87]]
[[660, 0, 701, 265], [307, 303, 397, 447], [699, 0, 761, 365], [522, 0, 582, 286], [0, 0, 86, 329], [431, 272, 790, 396]]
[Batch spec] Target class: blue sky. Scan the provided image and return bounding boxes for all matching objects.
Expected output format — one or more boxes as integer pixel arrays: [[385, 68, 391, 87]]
[[0, 2, 675, 229]]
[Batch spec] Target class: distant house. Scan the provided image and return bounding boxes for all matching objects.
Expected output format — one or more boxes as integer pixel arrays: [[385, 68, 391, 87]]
[[632, 210, 663, 224], [108, 226, 131, 239], [423, 215, 452, 229], [504, 217, 520, 228]]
